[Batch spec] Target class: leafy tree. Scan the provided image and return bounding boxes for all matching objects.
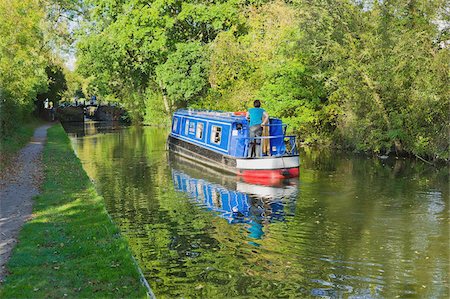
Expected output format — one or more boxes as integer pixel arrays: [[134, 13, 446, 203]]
[[0, 0, 48, 135], [77, 0, 242, 121], [37, 64, 68, 104], [207, 1, 332, 140], [156, 42, 210, 113]]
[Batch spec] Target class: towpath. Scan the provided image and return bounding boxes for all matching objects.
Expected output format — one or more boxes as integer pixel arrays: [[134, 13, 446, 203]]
[[0, 124, 52, 282]]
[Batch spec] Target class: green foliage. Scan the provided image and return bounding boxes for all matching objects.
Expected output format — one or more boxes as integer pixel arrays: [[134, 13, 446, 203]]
[[77, 0, 242, 121], [121, 91, 146, 123], [209, 2, 303, 109], [76, 0, 449, 159], [62, 70, 87, 102], [156, 42, 210, 111], [0, 0, 48, 136], [293, 0, 449, 158], [143, 88, 170, 126], [207, 1, 332, 140], [258, 59, 332, 141], [0, 0, 47, 103], [209, 30, 252, 93], [0, 0, 75, 137], [36, 64, 68, 106]]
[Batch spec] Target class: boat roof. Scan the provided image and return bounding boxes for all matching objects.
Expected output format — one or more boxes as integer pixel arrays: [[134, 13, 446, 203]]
[[174, 109, 247, 123]]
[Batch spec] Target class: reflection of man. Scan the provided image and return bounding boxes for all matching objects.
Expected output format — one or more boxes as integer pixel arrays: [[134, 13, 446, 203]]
[[248, 220, 264, 241], [246, 100, 268, 157], [247, 196, 265, 243]]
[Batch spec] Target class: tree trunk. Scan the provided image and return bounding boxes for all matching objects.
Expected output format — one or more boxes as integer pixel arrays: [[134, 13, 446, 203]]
[[159, 80, 171, 114]]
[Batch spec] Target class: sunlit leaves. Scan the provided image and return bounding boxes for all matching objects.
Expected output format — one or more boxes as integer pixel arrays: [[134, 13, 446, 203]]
[[0, 0, 47, 103], [0, 0, 49, 135], [296, 0, 449, 157], [156, 42, 210, 110], [77, 0, 242, 120]]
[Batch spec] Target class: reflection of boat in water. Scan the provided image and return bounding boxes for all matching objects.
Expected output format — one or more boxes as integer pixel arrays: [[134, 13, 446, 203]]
[[170, 154, 298, 227]]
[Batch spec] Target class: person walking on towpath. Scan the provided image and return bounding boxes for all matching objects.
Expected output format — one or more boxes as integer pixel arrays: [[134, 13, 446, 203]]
[[246, 100, 269, 157]]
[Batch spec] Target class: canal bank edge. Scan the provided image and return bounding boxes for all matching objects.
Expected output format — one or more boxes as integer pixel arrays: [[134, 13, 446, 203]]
[[0, 125, 151, 298], [95, 184, 156, 299]]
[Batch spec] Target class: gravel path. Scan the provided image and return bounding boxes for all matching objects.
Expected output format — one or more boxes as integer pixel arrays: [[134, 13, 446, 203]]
[[0, 124, 52, 283]]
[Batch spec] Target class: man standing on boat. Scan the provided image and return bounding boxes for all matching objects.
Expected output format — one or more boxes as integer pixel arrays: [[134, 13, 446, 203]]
[[246, 100, 269, 157]]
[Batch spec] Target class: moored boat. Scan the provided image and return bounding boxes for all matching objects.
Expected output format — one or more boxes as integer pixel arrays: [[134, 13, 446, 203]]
[[167, 109, 300, 178]]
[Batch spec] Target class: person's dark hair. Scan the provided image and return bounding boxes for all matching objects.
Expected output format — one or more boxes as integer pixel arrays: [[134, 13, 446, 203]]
[[253, 100, 261, 108]]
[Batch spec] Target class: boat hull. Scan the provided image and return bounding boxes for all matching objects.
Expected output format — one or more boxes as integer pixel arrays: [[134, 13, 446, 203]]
[[167, 135, 299, 178]]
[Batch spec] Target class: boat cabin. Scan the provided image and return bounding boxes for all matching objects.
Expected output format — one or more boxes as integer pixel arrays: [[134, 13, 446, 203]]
[[170, 109, 290, 158]]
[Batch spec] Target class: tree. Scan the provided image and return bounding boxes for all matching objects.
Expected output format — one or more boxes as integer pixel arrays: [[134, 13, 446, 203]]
[[0, 0, 48, 135], [295, 0, 449, 158], [156, 42, 210, 113], [76, 0, 242, 122], [37, 64, 68, 103]]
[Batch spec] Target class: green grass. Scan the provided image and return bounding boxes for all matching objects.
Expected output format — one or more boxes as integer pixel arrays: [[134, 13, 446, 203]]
[[0, 125, 148, 298], [0, 117, 45, 171]]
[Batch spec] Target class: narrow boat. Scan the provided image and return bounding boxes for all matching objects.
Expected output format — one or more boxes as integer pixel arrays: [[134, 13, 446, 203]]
[[167, 109, 300, 178]]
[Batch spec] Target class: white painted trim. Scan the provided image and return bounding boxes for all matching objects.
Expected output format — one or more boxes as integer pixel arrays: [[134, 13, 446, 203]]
[[178, 116, 207, 144], [174, 113, 233, 153], [236, 156, 299, 170]]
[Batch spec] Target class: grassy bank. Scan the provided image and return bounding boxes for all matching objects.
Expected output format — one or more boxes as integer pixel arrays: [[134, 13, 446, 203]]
[[0, 125, 147, 298], [0, 117, 45, 171]]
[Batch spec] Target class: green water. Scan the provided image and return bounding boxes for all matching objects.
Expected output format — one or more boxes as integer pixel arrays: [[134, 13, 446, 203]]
[[64, 122, 449, 298]]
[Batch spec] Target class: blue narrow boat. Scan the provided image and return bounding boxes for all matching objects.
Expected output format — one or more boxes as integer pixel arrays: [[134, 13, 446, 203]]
[[167, 109, 300, 179]]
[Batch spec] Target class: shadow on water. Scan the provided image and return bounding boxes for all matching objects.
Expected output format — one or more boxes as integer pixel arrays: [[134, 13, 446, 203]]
[[64, 122, 449, 299]]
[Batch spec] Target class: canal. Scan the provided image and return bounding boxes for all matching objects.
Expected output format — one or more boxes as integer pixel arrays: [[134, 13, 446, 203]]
[[63, 121, 448, 298]]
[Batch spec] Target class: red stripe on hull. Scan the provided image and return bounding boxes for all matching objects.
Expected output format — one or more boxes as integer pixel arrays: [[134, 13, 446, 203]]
[[238, 167, 299, 180]]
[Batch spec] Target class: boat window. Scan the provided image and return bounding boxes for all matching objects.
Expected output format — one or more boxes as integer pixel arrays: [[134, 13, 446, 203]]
[[196, 123, 204, 139], [211, 125, 222, 144], [172, 118, 178, 132], [185, 120, 190, 135], [189, 122, 195, 134]]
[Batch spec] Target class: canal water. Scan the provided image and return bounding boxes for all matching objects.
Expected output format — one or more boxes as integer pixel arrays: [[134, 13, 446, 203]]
[[64, 122, 448, 298]]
